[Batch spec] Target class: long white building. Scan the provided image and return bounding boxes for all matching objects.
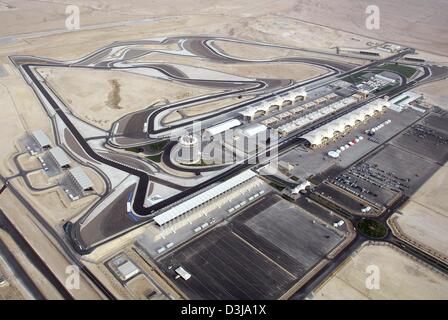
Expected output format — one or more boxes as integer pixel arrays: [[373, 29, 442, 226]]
[[238, 88, 307, 121], [301, 98, 390, 147], [153, 170, 258, 226], [277, 96, 360, 137], [204, 119, 242, 137]]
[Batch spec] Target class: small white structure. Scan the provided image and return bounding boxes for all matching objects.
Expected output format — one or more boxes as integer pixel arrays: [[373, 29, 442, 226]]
[[389, 91, 422, 108], [117, 260, 140, 281], [147, 194, 163, 206], [240, 123, 267, 137], [178, 134, 201, 164], [175, 266, 191, 280], [328, 150, 340, 159], [204, 119, 241, 137], [291, 180, 311, 195]]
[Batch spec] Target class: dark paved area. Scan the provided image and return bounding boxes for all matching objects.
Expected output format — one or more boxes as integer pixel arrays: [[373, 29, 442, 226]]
[[315, 183, 373, 213], [157, 193, 344, 299], [159, 227, 296, 300], [78, 184, 140, 247], [422, 113, 448, 135], [391, 123, 448, 164], [366, 144, 440, 195], [236, 194, 342, 273]]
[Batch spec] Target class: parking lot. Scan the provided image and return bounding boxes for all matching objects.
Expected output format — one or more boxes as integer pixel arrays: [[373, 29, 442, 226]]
[[314, 183, 383, 215], [366, 144, 440, 196], [157, 193, 345, 299], [158, 226, 297, 300], [20, 136, 43, 156], [422, 113, 448, 135], [327, 143, 440, 210], [279, 108, 425, 182], [391, 123, 448, 164], [60, 174, 85, 201], [233, 194, 344, 274], [39, 153, 61, 177]]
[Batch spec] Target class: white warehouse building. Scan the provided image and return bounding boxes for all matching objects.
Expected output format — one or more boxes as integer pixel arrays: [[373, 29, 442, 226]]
[[32, 129, 52, 150]]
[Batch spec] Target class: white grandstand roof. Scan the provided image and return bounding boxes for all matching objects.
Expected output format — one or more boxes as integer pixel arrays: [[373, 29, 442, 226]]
[[49, 146, 70, 168], [301, 98, 389, 145], [154, 170, 257, 226], [204, 119, 241, 136], [241, 123, 267, 137], [32, 129, 51, 148], [69, 167, 94, 190]]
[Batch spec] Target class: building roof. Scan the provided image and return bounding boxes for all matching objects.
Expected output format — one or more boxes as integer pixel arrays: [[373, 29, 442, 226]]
[[301, 98, 389, 145], [204, 119, 241, 136], [117, 260, 139, 280], [49, 146, 71, 168], [241, 123, 267, 137], [389, 91, 422, 107], [154, 170, 257, 226], [69, 167, 94, 190], [32, 129, 51, 148], [175, 266, 191, 280]]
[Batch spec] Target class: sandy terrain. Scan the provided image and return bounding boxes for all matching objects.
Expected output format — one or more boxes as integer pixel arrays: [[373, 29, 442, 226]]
[[0, 254, 25, 300], [161, 110, 182, 125], [212, 40, 300, 60], [0, 189, 103, 299], [125, 274, 156, 299], [0, 221, 63, 299], [14, 176, 100, 227], [313, 242, 448, 300], [415, 79, 448, 108], [410, 165, 448, 212], [285, 0, 448, 56], [3, 1, 446, 55], [37, 66, 218, 130], [389, 165, 448, 261], [138, 52, 329, 82], [162, 95, 254, 124], [0, 0, 446, 301], [26, 170, 56, 189], [0, 74, 53, 177], [0, 0, 292, 38]]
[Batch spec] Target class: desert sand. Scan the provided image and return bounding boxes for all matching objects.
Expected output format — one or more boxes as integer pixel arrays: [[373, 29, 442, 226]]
[[0, 0, 447, 301], [416, 79, 448, 108], [138, 52, 329, 82], [390, 165, 448, 261], [313, 242, 448, 300], [37, 66, 218, 130]]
